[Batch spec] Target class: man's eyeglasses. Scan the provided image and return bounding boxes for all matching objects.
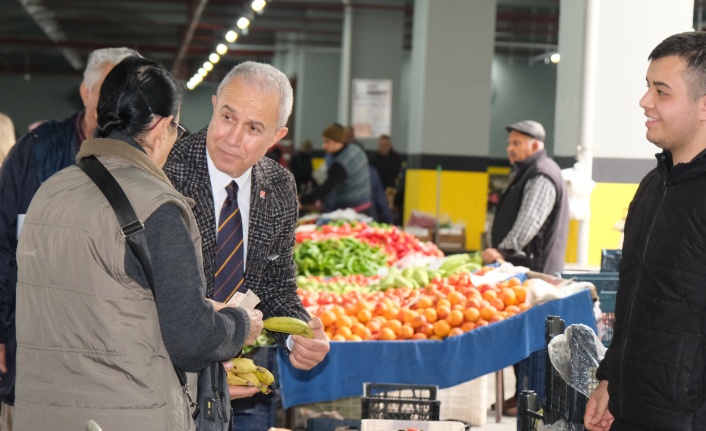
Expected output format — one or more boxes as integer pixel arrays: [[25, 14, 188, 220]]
[[171, 120, 186, 140]]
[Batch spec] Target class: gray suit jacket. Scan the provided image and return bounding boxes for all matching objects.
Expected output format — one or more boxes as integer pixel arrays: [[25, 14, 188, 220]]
[[164, 127, 310, 347]]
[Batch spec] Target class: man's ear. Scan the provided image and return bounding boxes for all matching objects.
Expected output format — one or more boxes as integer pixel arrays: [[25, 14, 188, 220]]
[[273, 126, 289, 144], [80, 82, 90, 108], [531, 140, 540, 152]]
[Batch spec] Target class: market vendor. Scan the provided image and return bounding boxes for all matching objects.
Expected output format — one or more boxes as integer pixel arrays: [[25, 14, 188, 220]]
[[482, 120, 569, 275], [300, 123, 373, 216]]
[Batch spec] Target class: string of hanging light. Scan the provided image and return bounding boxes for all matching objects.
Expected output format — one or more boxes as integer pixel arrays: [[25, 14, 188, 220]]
[[186, 0, 268, 90]]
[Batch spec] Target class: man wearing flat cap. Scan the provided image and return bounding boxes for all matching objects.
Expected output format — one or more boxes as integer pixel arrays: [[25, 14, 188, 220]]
[[482, 120, 569, 417], [482, 120, 569, 275], [300, 123, 373, 215]]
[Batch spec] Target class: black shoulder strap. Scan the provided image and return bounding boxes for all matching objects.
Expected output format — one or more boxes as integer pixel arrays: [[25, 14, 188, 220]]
[[77, 155, 155, 290], [76, 155, 198, 418]]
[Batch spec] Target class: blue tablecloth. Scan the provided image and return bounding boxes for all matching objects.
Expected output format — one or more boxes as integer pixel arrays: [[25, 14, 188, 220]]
[[277, 290, 596, 409]]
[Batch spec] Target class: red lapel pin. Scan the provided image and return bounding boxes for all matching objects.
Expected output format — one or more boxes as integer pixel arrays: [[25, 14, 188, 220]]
[[259, 190, 266, 199]]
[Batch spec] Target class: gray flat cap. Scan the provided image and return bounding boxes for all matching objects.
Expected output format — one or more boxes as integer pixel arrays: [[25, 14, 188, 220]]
[[506, 120, 546, 142]]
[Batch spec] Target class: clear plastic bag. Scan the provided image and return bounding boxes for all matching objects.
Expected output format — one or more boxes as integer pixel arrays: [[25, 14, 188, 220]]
[[547, 324, 606, 397]]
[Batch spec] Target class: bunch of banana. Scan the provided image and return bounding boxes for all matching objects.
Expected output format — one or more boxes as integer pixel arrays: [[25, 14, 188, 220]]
[[226, 357, 276, 394]]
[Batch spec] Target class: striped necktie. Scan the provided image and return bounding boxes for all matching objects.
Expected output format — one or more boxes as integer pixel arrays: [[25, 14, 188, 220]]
[[213, 181, 245, 302]]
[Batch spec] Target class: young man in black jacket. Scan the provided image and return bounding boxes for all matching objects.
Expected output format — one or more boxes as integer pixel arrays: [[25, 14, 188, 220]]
[[585, 31, 706, 431]]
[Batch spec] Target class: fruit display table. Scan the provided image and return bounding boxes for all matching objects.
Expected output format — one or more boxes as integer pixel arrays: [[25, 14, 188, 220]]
[[276, 289, 596, 409]]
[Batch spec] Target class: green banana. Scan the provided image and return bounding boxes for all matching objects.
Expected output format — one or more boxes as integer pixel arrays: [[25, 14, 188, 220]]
[[230, 357, 258, 374], [263, 316, 314, 338]]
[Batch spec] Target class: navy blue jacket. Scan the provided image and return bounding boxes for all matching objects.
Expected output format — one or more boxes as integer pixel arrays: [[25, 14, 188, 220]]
[[0, 112, 82, 404]]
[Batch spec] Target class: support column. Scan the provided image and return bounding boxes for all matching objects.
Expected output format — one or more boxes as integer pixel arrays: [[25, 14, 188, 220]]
[[555, 0, 692, 266], [338, 0, 406, 151], [404, 0, 496, 251]]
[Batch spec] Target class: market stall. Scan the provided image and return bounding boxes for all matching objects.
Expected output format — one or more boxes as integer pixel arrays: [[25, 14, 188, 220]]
[[276, 289, 595, 409]]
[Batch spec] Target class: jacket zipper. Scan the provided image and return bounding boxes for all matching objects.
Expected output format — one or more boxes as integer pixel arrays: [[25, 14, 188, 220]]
[[619, 177, 668, 414]]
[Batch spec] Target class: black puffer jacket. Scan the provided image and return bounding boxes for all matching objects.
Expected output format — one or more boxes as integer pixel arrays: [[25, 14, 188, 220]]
[[596, 150, 706, 430]]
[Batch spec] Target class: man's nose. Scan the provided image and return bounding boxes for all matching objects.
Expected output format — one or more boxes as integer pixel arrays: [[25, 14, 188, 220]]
[[225, 126, 243, 146]]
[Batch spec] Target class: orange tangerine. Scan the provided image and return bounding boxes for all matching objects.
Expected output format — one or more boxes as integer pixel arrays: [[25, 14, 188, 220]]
[[505, 305, 521, 315], [433, 320, 451, 338], [480, 305, 498, 321], [482, 289, 498, 302], [401, 308, 418, 325], [319, 310, 337, 328], [411, 313, 427, 329], [423, 307, 438, 323], [463, 307, 480, 323], [374, 301, 389, 316], [416, 296, 434, 309], [461, 321, 475, 332], [366, 319, 382, 333], [419, 322, 435, 337], [436, 305, 451, 320], [344, 303, 357, 316], [490, 297, 505, 312], [335, 315, 353, 329], [489, 314, 505, 323], [331, 334, 346, 341], [447, 291, 466, 306], [507, 277, 521, 287], [382, 319, 403, 334], [448, 327, 464, 337], [347, 334, 363, 341], [357, 308, 372, 324], [500, 288, 517, 307], [379, 327, 397, 340], [437, 298, 452, 309], [514, 286, 527, 304], [331, 305, 346, 318], [446, 309, 464, 327], [411, 332, 428, 340], [397, 324, 414, 340], [383, 307, 400, 321], [335, 326, 352, 339]]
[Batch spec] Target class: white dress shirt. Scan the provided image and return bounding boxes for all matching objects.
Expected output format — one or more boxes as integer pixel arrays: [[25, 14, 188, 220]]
[[207, 147, 252, 269]]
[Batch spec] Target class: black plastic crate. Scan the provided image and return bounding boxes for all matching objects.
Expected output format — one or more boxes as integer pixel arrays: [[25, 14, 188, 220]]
[[361, 383, 440, 421]]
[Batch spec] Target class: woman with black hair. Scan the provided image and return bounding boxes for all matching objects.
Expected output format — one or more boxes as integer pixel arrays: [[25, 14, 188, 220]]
[[13, 56, 262, 430]]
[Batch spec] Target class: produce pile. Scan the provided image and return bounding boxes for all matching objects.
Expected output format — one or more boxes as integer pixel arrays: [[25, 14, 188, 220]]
[[295, 221, 443, 267], [293, 221, 533, 341]]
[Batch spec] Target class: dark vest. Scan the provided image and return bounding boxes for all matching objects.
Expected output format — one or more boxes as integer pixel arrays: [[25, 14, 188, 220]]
[[330, 143, 371, 209], [491, 150, 569, 274]]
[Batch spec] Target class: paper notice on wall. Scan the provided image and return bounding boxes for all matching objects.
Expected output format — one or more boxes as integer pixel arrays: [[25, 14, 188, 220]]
[[351, 79, 392, 139]]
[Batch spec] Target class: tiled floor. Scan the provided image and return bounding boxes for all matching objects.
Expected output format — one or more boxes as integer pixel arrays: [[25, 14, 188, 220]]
[[473, 366, 517, 431]]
